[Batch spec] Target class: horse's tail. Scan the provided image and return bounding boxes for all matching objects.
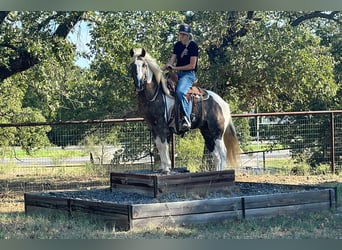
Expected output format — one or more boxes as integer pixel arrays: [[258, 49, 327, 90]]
[[223, 119, 240, 168]]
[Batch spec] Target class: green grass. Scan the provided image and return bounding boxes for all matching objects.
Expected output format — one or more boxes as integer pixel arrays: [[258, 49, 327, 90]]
[[0, 148, 87, 158], [1, 209, 341, 239], [243, 143, 286, 153]]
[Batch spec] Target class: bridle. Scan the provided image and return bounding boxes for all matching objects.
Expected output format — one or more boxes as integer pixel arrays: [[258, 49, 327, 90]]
[[131, 56, 160, 102]]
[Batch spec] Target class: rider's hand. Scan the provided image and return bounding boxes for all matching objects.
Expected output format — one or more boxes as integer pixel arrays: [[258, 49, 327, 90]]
[[162, 64, 173, 71], [167, 64, 174, 70]]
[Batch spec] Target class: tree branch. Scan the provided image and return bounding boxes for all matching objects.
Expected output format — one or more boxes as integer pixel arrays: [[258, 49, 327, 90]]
[[206, 11, 255, 64], [0, 42, 18, 51], [53, 11, 85, 38], [0, 11, 9, 24], [0, 11, 85, 82], [0, 50, 39, 81], [291, 11, 341, 26]]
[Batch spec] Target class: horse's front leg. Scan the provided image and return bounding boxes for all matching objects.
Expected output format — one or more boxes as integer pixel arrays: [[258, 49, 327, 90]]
[[155, 136, 171, 173]]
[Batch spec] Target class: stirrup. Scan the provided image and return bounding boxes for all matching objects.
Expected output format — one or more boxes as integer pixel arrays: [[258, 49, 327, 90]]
[[181, 116, 191, 131]]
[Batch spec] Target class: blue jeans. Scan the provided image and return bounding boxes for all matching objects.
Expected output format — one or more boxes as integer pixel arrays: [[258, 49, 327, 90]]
[[176, 71, 195, 121]]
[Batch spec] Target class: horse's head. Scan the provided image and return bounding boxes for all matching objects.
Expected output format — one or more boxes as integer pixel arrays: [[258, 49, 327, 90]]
[[130, 48, 154, 92]]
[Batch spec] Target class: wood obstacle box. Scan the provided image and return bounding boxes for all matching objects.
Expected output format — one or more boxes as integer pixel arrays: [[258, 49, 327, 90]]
[[24, 170, 338, 231], [110, 170, 235, 197]]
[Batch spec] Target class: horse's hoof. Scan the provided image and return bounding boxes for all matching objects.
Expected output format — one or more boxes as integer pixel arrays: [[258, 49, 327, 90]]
[[158, 168, 170, 175]]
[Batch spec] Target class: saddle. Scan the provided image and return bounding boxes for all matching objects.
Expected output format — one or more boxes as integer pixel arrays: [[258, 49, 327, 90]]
[[166, 72, 208, 100], [166, 72, 209, 135]]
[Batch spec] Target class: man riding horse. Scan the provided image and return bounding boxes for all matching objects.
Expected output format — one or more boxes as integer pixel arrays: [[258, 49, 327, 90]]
[[161, 23, 198, 132]]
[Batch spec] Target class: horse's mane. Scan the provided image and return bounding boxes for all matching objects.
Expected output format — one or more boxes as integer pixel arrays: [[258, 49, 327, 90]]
[[131, 48, 164, 84]]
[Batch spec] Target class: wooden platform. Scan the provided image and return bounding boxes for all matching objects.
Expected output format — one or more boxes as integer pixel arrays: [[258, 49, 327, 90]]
[[25, 184, 337, 231], [110, 170, 235, 198]]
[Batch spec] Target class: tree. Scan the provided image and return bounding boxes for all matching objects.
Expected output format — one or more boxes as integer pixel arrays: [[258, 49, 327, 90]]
[[0, 11, 85, 82], [85, 11, 185, 118], [0, 11, 87, 151]]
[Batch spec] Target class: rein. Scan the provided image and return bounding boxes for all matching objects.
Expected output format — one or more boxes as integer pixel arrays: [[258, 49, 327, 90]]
[[146, 80, 160, 102]]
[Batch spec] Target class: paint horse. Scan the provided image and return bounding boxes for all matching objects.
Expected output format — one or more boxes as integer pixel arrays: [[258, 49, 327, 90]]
[[130, 48, 239, 173]]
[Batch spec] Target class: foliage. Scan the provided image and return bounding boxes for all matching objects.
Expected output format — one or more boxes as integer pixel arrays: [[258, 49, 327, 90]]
[[176, 131, 207, 172], [11, 108, 51, 154], [225, 21, 337, 112], [0, 78, 51, 154], [0, 11, 341, 167]]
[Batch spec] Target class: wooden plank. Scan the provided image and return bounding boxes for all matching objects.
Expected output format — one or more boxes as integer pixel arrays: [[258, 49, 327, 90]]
[[159, 169, 234, 179], [244, 189, 332, 209], [25, 193, 130, 216], [110, 172, 156, 180], [157, 181, 235, 196], [111, 184, 154, 196], [245, 202, 331, 218], [111, 175, 156, 187], [131, 197, 242, 219], [25, 193, 69, 211], [157, 170, 234, 185], [131, 210, 242, 229], [70, 199, 129, 216], [157, 176, 235, 187]]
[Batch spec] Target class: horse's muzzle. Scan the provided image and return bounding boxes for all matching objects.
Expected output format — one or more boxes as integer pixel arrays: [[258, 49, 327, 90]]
[[135, 79, 145, 92]]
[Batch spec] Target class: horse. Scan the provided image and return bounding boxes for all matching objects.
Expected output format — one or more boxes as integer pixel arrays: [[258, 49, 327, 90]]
[[129, 48, 240, 173]]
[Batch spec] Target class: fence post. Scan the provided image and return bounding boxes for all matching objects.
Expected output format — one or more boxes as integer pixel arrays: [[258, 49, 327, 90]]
[[263, 151, 266, 172], [171, 133, 176, 169], [330, 112, 335, 174]]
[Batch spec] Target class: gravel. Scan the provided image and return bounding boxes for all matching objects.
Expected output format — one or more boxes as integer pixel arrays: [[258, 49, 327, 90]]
[[44, 181, 321, 205]]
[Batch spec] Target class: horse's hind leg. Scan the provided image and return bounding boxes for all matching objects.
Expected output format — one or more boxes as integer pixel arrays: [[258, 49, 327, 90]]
[[202, 134, 227, 171], [212, 139, 227, 171], [155, 136, 171, 173]]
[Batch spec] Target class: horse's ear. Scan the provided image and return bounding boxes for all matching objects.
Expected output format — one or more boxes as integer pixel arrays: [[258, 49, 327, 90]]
[[130, 48, 134, 57], [141, 48, 146, 57]]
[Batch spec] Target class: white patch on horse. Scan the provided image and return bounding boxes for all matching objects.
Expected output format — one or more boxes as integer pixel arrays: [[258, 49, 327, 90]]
[[135, 60, 145, 86], [206, 90, 233, 170], [207, 90, 231, 129], [155, 136, 171, 173], [212, 139, 227, 171]]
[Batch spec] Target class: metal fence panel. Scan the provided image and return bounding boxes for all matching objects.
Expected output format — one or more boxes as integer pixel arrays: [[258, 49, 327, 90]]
[[1, 111, 341, 193]]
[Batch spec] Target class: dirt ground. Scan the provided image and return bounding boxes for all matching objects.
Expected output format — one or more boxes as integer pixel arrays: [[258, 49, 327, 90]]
[[236, 173, 342, 186]]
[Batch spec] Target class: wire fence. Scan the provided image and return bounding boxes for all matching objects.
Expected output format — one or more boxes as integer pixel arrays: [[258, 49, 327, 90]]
[[234, 111, 342, 175], [0, 111, 341, 193]]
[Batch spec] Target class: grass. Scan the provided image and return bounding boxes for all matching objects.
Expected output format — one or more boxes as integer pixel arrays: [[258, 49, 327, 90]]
[[0, 147, 87, 158], [0, 208, 341, 239], [243, 143, 286, 153]]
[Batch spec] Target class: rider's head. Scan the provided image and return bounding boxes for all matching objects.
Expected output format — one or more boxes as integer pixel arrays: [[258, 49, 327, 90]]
[[178, 24, 192, 40]]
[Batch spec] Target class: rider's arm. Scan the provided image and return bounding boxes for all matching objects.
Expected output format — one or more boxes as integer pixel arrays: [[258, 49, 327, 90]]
[[162, 54, 177, 70], [173, 56, 197, 71]]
